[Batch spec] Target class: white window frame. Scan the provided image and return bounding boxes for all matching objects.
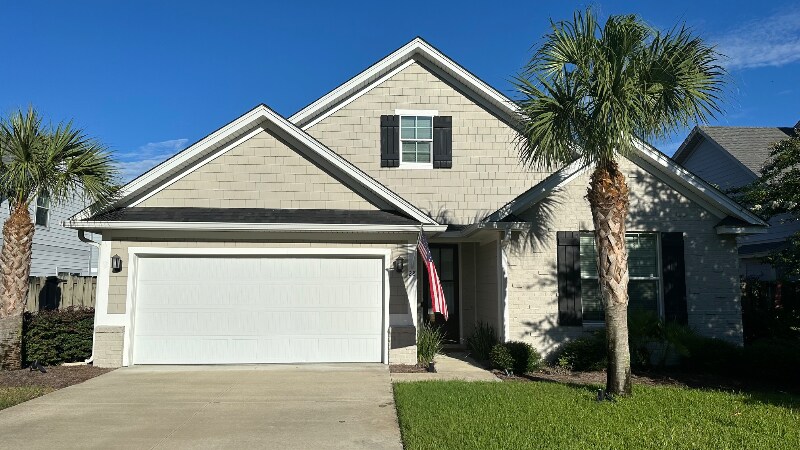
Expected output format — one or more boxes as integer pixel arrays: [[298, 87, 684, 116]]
[[396, 109, 437, 169], [579, 232, 664, 326], [35, 194, 50, 227]]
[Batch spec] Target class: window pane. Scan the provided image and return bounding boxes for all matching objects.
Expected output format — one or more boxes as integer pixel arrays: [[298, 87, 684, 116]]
[[402, 142, 417, 162], [35, 208, 48, 226], [416, 116, 432, 128], [37, 195, 50, 208], [581, 279, 604, 322], [401, 127, 415, 139], [401, 116, 416, 128], [629, 280, 659, 316], [580, 234, 598, 278], [628, 234, 658, 278], [416, 142, 431, 163], [439, 248, 454, 280], [416, 126, 432, 139]]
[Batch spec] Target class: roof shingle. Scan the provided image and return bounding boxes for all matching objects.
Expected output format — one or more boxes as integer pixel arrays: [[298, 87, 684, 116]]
[[699, 126, 794, 175]]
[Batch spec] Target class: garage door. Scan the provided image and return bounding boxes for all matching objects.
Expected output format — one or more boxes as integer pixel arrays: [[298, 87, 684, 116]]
[[132, 256, 384, 364]]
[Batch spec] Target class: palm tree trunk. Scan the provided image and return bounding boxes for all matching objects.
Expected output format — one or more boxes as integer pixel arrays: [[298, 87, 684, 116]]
[[587, 161, 632, 395], [0, 204, 35, 370]]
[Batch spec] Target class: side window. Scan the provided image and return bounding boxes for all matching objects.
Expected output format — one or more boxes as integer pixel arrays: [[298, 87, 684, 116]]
[[35, 194, 50, 226]]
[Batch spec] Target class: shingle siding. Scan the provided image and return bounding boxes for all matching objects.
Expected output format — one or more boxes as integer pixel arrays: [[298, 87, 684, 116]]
[[138, 129, 378, 211], [305, 61, 548, 224], [680, 139, 756, 190]]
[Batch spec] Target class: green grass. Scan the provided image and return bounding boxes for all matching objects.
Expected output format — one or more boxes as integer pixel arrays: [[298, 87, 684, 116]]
[[0, 387, 53, 410], [393, 381, 800, 449]]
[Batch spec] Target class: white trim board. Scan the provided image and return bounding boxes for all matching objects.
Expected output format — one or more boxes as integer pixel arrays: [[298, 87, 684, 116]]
[[64, 221, 447, 233], [121, 247, 394, 366]]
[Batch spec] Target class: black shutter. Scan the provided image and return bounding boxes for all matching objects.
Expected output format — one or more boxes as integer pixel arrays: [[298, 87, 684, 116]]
[[661, 232, 688, 325], [432, 116, 452, 169], [557, 231, 582, 326], [380, 115, 399, 167]]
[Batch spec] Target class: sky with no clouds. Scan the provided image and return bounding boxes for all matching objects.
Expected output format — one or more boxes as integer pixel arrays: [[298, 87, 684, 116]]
[[1, 1, 798, 181]]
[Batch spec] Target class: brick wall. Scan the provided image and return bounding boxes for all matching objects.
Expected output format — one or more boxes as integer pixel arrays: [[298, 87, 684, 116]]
[[93, 326, 124, 368]]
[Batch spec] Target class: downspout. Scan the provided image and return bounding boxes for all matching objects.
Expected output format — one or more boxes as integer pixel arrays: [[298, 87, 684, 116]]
[[76, 230, 99, 365]]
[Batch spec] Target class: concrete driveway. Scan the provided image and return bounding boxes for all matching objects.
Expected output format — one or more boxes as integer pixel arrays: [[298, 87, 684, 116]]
[[0, 365, 403, 449]]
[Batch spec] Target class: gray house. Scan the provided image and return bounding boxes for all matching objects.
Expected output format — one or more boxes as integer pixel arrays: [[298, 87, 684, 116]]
[[0, 195, 99, 276], [673, 124, 799, 280], [65, 38, 766, 368]]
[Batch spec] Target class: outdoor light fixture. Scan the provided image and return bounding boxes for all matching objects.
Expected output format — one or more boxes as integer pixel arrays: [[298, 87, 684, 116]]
[[393, 257, 405, 273], [111, 254, 123, 273]]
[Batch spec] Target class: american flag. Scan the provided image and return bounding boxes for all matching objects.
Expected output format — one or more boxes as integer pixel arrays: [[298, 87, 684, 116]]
[[418, 232, 448, 321]]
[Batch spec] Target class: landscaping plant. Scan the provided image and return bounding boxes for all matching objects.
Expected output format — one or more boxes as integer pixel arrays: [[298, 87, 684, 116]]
[[417, 322, 443, 366], [0, 107, 118, 370], [466, 321, 497, 362], [23, 307, 94, 366], [514, 9, 724, 394], [491, 341, 541, 375]]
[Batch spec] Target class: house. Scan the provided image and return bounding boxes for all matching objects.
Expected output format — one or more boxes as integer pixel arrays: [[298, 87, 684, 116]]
[[673, 124, 799, 280], [64, 38, 766, 368], [0, 195, 99, 276]]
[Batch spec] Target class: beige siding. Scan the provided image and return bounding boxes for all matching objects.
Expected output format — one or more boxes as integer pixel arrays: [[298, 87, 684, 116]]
[[139, 129, 377, 210], [505, 157, 743, 355], [305, 61, 548, 224]]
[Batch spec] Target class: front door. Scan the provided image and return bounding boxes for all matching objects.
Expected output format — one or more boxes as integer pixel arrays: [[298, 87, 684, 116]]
[[422, 244, 459, 344]]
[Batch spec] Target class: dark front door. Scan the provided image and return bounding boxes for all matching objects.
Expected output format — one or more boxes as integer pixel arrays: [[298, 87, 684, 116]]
[[422, 244, 459, 344]]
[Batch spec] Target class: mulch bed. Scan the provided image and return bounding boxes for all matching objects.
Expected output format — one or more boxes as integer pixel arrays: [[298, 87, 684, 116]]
[[0, 365, 111, 389], [390, 364, 429, 373]]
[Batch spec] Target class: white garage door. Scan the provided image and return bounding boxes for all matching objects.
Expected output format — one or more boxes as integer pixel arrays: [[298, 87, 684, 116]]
[[132, 256, 384, 364]]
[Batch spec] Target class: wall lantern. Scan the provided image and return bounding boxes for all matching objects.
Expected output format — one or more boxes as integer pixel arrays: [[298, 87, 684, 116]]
[[111, 254, 123, 273], [393, 257, 405, 273]]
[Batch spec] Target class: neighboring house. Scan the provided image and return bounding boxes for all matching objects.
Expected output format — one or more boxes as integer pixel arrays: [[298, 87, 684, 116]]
[[0, 195, 99, 276], [673, 124, 800, 280], [64, 38, 766, 368]]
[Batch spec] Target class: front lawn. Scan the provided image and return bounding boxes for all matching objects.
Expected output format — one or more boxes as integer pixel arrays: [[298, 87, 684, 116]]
[[394, 381, 800, 449], [0, 387, 53, 410]]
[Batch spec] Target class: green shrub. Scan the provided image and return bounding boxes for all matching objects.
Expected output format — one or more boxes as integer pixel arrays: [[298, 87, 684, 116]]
[[23, 307, 94, 366], [553, 331, 607, 371], [490, 343, 515, 372], [505, 341, 542, 374], [466, 322, 497, 362], [417, 323, 443, 366], [740, 338, 800, 383], [491, 341, 541, 374]]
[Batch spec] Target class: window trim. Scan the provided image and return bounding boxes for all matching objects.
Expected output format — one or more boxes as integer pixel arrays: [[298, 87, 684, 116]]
[[396, 110, 437, 169], [579, 231, 664, 325], [35, 194, 51, 227]]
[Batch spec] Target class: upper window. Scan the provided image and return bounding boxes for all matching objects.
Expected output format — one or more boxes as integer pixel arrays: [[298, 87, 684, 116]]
[[580, 233, 661, 323], [400, 116, 433, 166], [35, 194, 50, 226]]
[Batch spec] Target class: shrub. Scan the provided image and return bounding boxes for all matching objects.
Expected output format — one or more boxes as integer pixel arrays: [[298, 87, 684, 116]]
[[466, 322, 497, 362], [740, 338, 800, 383], [23, 307, 94, 366], [553, 331, 607, 372], [490, 343, 514, 372], [505, 341, 542, 374], [417, 323, 443, 366], [491, 341, 541, 374]]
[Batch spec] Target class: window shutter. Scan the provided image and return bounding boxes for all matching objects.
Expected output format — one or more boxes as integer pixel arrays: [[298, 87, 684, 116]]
[[661, 232, 688, 325], [380, 115, 399, 167], [557, 231, 582, 326], [432, 116, 452, 169]]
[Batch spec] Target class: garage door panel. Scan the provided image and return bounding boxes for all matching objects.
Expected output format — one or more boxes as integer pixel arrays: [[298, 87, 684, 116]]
[[132, 256, 384, 364]]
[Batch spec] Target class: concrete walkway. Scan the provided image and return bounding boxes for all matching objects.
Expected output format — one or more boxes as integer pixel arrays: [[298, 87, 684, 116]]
[[391, 352, 499, 382], [0, 365, 402, 450]]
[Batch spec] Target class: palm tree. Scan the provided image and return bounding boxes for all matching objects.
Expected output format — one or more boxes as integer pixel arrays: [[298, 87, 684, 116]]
[[0, 107, 118, 370], [514, 10, 723, 395]]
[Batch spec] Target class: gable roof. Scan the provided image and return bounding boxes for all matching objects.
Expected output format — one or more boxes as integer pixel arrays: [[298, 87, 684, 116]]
[[486, 139, 768, 230], [67, 104, 439, 227], [288, 37, 519, 129], [674, 126, 794, 176]]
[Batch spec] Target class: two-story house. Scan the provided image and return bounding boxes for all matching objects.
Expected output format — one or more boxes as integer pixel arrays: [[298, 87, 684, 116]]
[[673, 124, 799, 280], [65, 38, 766, 368]]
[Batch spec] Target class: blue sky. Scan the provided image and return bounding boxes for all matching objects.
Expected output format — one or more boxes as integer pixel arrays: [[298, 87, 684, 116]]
[[2, 1, 799, 180]]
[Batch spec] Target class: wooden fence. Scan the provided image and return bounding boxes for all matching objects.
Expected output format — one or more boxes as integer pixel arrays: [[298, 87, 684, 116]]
[[26, 276, 97, 311]]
